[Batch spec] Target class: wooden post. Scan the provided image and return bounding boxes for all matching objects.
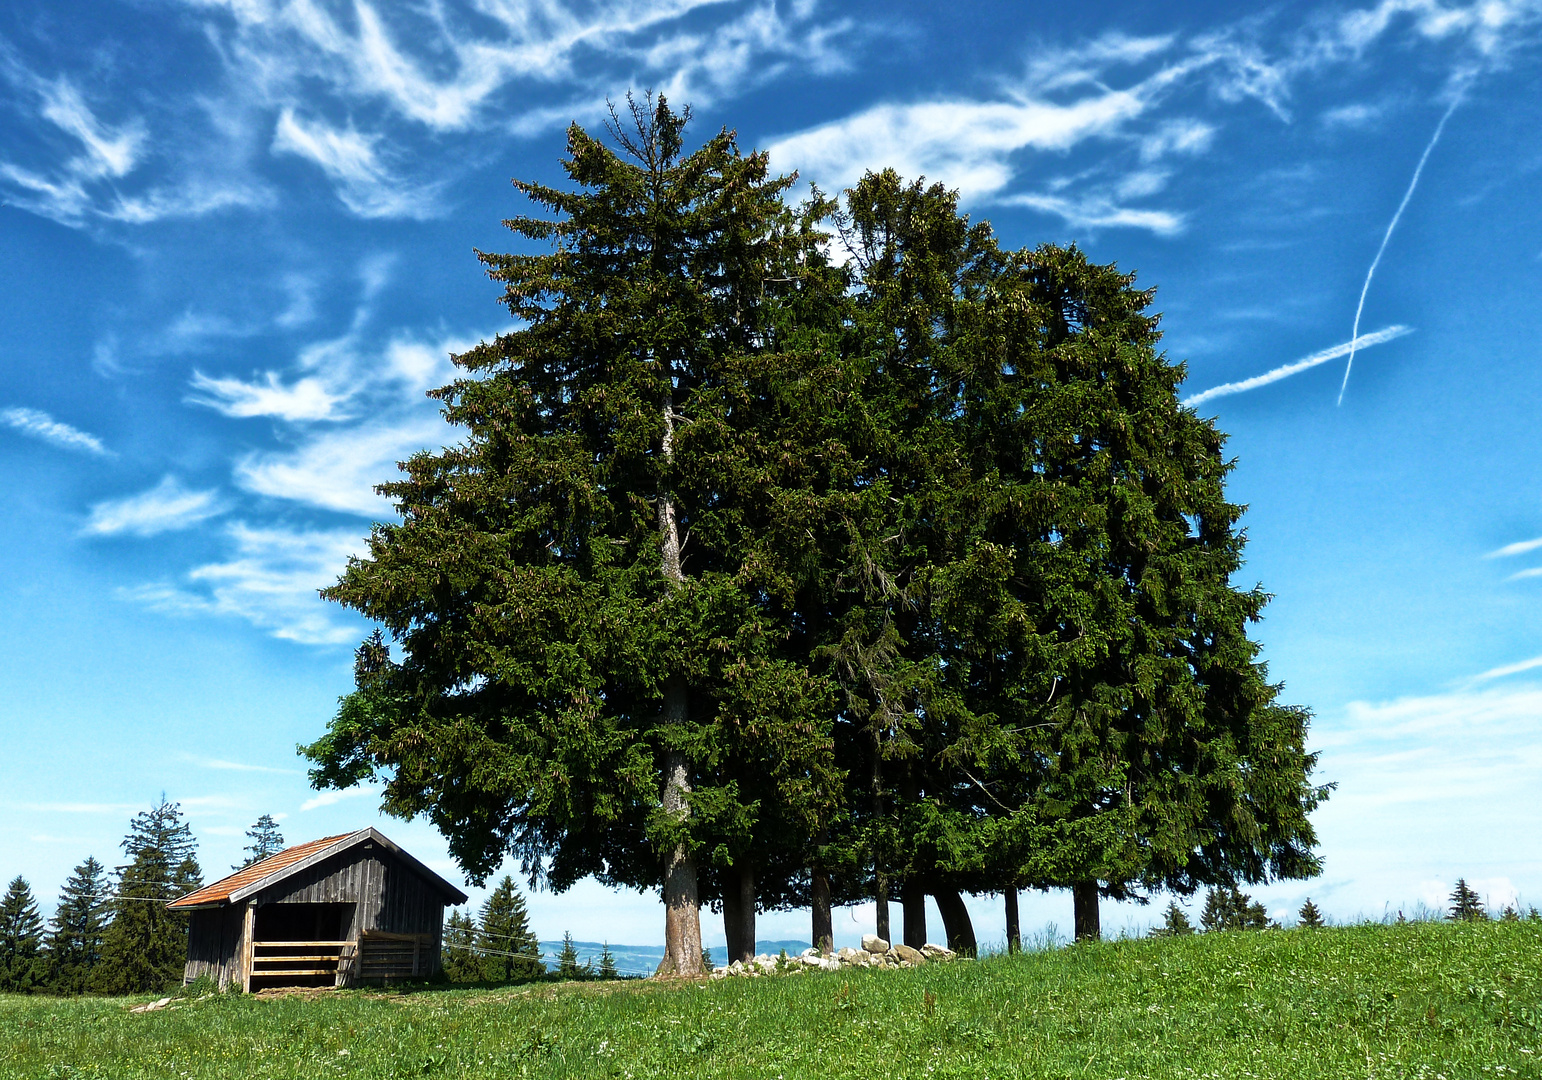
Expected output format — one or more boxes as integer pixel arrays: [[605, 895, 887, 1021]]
[[240, 902, 256, 992]]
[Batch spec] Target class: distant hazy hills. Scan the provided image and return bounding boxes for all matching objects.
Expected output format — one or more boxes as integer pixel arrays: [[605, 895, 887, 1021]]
[[538, 940, 812, 977]]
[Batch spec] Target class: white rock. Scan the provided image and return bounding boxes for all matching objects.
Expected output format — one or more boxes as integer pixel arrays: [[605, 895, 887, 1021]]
[[800, 947, 820, 958], [919, 943, 955, 960], [861, 934, 890, 953]]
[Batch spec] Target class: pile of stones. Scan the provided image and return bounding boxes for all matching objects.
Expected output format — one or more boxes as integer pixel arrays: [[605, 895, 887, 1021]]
[[710, 935, 957, 978]]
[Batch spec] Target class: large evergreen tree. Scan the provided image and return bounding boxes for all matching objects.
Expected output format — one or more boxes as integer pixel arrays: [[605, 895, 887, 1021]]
[[46, 857, 108, 994], [235, 814, 285, 870], [475, 875, 543, 982], [840, 183, 1329, 941], [0, 876, 46, 993], [302, 94, 845, 976], [92, 799, 202, 994]]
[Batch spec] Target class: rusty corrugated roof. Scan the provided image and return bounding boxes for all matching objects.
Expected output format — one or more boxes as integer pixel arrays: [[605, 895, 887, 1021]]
[[169, 833, 354, 909]]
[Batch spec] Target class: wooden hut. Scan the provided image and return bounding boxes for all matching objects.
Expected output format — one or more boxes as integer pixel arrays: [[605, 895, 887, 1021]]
[[169, 827, 468, 990]]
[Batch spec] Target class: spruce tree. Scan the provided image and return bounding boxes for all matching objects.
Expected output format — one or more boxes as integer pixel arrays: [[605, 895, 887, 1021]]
[[235, 815, 285, 870], [46, 857, 108, 993], [1150, 900, 1194, 937], [599, 942, 619, 979], [1200, 885, 1271, 932], [0, 876, 46, 992], [1297, 897, 1325, 929], [826, 174, 1328, 946], [475, 875, 542, 982], [557, 931, 587, 980], [1448, 879, 1486, 922], [302, 93, 844, 977], [92, 799, 202, 994], [440, 909, 480, 981]]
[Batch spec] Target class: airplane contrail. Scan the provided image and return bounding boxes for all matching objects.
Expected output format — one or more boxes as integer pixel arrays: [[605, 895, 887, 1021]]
[[1184, 324, 1413, 408], [1336, 95, 1462, 406]]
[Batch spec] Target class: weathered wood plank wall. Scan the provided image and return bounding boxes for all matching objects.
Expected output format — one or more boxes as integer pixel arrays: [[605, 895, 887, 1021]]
[[183, 842, 452, 986]]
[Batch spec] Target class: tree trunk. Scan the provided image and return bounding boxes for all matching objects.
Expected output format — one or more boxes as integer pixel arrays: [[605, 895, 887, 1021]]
[[871, 735, 889, 944], [722, 879, 743, 965], [654, 384, 702, 977], [1073, 881, 1100, 942], [721, 863, 755, 964], [932, 888, 977, 955], [811, 871, 833, 954], [1004, 887, 1021, 954], [901, 879, 927, 949]]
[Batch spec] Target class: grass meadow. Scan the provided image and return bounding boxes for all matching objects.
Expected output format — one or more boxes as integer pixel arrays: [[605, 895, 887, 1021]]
[[3, 919, 1539, 1079]]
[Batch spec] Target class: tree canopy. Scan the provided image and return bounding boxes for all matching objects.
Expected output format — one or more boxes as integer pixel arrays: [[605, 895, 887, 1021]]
[[305, 97, 1328, 959]]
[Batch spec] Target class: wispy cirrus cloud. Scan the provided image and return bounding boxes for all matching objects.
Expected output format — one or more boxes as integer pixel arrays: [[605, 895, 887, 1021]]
[[189, 370, 349, 422], [1, 407, 109, 456], [301, 785, 381, 811], [768, 0, 1542, 234], [83, 476, 228, 537], [272, 108, 443, 219], [1486, 537, 1542, 559], [179, 753, 301, 775], [122, 521, 366, 645], [234, 414, 446, 516]]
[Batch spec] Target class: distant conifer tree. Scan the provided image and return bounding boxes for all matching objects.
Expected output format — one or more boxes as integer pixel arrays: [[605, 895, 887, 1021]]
[[0, 876, 47, 992], [1201, 885, 1272, 932], [46, 857, 108, 993], [599, 942, 619, 979], [1501, 904, 1521, 922], [440, 909, 481, 981], [234, 815, 286, 870], [1297, 897, 1325, 928], [476, 876, 542, 982], [1151, 901, 1194, 937], [557, 931, 588, 980], [93, 798, 202, 993], [1448, 879, 1486, 922]]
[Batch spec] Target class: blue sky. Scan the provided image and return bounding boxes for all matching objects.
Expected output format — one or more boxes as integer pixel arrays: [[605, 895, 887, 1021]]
[[3, 0, 1541, 949]]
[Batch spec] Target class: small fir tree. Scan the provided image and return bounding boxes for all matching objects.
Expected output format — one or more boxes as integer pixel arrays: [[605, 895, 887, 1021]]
[[235, 815, 286, 870], [440, 909, 480, 981], [1448, 879, 1486, 922], [1150, 901, 1194, 937], [0, 876, 47, 993], [599, 942, 619, 979], [1501, 904, 1521, 922], [557, 931, 588, 980], [476, 876, 542, 982], [1297, 898, 1325, 929], [92, 798, 202, 994], [47, 857, 109, 993], [1201, 885, 1272, 932]]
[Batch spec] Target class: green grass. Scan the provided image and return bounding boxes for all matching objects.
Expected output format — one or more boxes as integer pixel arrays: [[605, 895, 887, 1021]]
[[3, 920, 1540, 1079]]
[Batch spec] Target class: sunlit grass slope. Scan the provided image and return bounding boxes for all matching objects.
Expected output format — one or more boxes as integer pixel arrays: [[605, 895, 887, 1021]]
[[3, 920, 1539, 1079]]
